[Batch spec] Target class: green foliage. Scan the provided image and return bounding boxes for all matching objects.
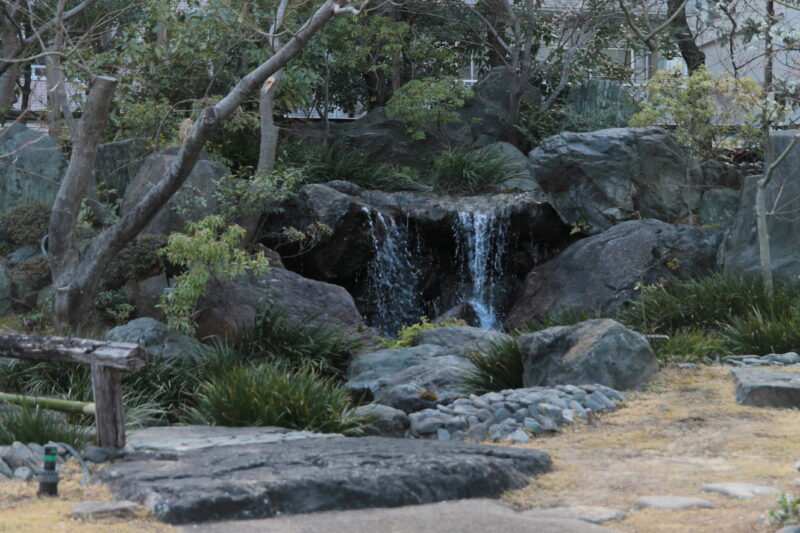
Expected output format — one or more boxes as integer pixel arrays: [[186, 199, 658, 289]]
[[187, 362, 365, 435], [630, 67, 763, 156], [216, 166, 304, 223], [461, 338, 524, 395], [235, 302, 362, 380], [515, 307, 603, 335], [721, 309, 800, 355], [159, 216, 269, 334], [94, 289, 135, 326], [0, 404, 90, 450], [654, 329, 724, 364], [386, 77, 473, 140], [0, 203, 51, 247], [302, 142, 422, 192], [380, 317, 466, 349], [769, 493, 800, 527], [103, 234, 168, 289], [10, 256, 51, 292], [430, 148, 528, 194]]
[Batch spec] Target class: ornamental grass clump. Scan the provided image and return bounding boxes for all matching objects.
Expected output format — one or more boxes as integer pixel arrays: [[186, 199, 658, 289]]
[[461, 337, 524, 395], [0, 404, 90, 450], [430, 148, 527, 194]]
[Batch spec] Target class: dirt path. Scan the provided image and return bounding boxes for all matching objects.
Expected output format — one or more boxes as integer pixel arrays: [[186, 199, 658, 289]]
[[505, 366, 800, 532]]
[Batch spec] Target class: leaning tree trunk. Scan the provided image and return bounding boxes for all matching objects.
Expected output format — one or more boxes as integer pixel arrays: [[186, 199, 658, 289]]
[[258, 69, 284, 173], [667, 0, 705, 73]]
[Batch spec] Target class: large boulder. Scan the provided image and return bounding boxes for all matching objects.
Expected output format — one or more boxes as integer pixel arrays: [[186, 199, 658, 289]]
[[530, 127, 701, 233], [195, 266, 365, 341], [95, 138, 150, 199], [563, 79, 636, 130], [121, 149, 228, 235], [731, 368, 800, 407], [504, 219, 722, 329], [0, 124, 65, 215], [346, 327, 512, 411], [481, 142, 539, 192], [700, 188, 740, 228], [721, 131, 800, 280], [518, 319, 658, 390], [106, 317, 211, 360]]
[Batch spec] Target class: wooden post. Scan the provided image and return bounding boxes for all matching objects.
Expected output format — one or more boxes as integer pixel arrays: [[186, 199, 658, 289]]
[[91, 364, 126, 448]]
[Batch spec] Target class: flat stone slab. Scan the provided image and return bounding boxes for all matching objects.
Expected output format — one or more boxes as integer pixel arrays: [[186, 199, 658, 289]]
[[522, 505, 626, 524], [97, 436, 552, 525], [126, 425, 339, 452], [731, 368, 800, 407], [180, 499, 622, 533], [702, 482, 779, 499], [635, 496, 715, 510], [71, 500, 145, 518]]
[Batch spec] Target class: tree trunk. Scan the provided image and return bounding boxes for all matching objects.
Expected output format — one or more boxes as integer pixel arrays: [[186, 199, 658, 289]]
[[258, 70, 284, 172], [667, 0, 705, 73], [756, 180, 772, 297], [0, 7, 21, 122]]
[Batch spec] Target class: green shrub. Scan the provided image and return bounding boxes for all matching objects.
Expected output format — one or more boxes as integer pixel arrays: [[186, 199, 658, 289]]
[[10, 255, 51, 291], [769, 493, 800, 527], [461, 337, 524, 395], [187, 362, 365, 434], [386, 77, 473, 141], [379, 317, 466, 349], [94, 289, 135, 325], [236, 302, 362, 380], [655, 329, 725, 364], [0, 203, 51, 246], [102, 234, 168, 289], [430, 148, 527, 194], [721, 308, 800, 355], [0, 404, 90, 450]]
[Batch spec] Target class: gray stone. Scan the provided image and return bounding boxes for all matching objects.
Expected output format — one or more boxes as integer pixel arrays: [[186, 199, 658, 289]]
[[437, 302, 482, 328], [121, 150, 228, 235], [0, 441, 39, 470], [13, 466, 33, 481], [126, 426, 339, 453], [481, 142, 539, 192], [492, 407, 514, 423], [764, 352, 800, 365], [409, 411, 448, 435], [445, 417, 468, 433], [7, 246, 39, 265], [352, 404, 409, 438], [539, 416, 558, 432], [530, 127, 701, 233], [413, 326, 512, 356], [106, 318, 211, 360], [505, 220, 721, 327], [97, 436, 552, 525], [0, 124, 64, 214], [95, 138, 150, 198], [523, 505, 627, 524], [537, 403, 563, 420], [464, 422, 491, 442], [508, 430, 530, 443], [523, 418, 543, 434], [587, 391, 617, 410], [71, 500, 145, 518], [634, 495, 715, 510], [564, 79, 637, 130], [732, 368, 800, 407], [0, 458, 11, 479], [702, 482, 779, 499], [476, 409, 492, 422], [436, 428, 451, 441], [700, 188, 740, 228], [777, 527, 800, 533], [179, 498, 623, 533], [722, 131, 800, 281], [518, 319, 659, 390], [83, 446, 128, 464]]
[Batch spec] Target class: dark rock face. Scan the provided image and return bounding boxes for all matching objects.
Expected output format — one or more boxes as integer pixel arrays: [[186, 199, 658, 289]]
[[95, 138, 150, 199], [530, 127, 701, 233], [0, 124, 64, 215], [563, 79, 636, 130], [195, 266, 365, 341], [700, 188, 740, 228], [259, 182, 568, 331], [721, 131, 800, 281], [96, 436, 552, 524], [518, 319, 659, 390], [731, 368, 800, 407], [106, 317, 211, 360], [307, 68, 541, 169], [0, 264, 11, 315], [504, 219, 721, 329], [121, 149, 228, 235]]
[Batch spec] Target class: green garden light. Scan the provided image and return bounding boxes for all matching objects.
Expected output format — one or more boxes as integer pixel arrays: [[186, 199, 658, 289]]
[[37, 446, 59, 497]]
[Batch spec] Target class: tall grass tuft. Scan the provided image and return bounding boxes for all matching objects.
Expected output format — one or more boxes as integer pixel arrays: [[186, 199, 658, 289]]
[[654, 329, 725, 364], [0, 404, 90, 450], [721, 308, 800, 355], [461, 337, 524, 395], [430, 148, 527, 194], [187, 362, 365, 435]]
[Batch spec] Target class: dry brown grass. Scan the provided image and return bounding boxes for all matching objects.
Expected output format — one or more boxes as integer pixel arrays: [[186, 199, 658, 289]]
[[504, 365, 800, 533], [0, 460, 174, 532]]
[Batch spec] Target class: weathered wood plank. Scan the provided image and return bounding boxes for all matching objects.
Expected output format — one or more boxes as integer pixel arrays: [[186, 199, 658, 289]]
[[0, 334, 146, 371], [91, 364, 126, 447]]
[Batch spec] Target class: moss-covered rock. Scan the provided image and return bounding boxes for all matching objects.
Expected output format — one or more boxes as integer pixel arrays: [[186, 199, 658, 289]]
[[0, 203, 51, 247], [10, 255, 51, 291], [103, 234, 168, 289]]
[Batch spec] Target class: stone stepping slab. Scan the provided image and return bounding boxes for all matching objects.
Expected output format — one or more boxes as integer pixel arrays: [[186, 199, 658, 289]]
[[71, 501, 145, 519], [702, 482, 779, 499], [96, 436, 552, 525], [634, 496, 715, 510], [731, 368, 800, 407], [522, 505, 626, 524]]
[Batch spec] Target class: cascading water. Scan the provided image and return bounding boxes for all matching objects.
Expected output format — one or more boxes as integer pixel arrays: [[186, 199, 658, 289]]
[[453, 209, 511, 330], [363, 207, 423, 334]]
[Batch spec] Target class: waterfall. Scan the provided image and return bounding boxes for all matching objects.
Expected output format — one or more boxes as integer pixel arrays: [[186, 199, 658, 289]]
[[453, 209, 511, 329], [363, 207, 422, 334]]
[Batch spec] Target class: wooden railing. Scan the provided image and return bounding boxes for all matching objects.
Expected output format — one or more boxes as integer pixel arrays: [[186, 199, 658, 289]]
[[0, 334, 146, 448]]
